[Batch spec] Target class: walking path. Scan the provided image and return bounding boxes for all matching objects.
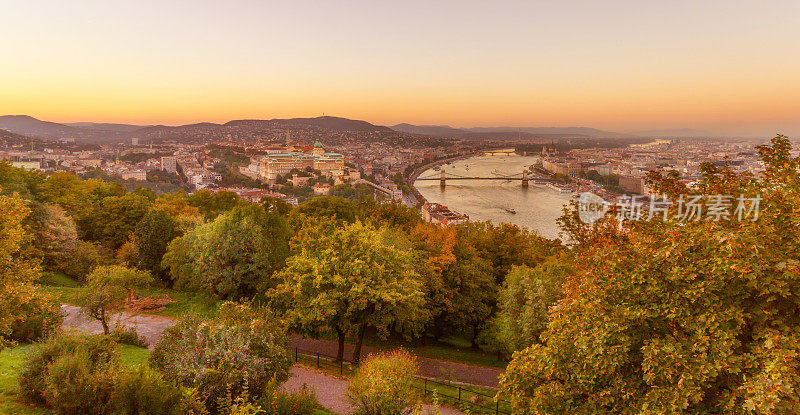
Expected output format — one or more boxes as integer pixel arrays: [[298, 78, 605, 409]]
[[60, 304, 176, 349], [290, 336, 503, 387], [60, 305, 471, 414], [284, 366, 465, 415]]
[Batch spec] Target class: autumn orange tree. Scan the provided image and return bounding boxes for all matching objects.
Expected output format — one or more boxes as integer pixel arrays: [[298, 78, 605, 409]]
[[500, 136, 800, 414]]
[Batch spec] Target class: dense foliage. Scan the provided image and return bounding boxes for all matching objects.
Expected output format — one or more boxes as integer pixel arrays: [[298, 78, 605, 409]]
[[275, 220, 426, 363], [347, 349, 420, 415], [163, 205, 290, 299], [500, 136, 800, 414], [150, 302, 292, 413], [0, 193, 62, 348]]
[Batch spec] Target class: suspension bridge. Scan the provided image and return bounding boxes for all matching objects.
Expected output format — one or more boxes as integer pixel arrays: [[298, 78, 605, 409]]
[[414, 169, 557, 188]]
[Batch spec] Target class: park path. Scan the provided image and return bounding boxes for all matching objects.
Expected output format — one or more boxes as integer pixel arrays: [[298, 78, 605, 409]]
[[59, 305, 472, 415], [290, 336, 503, 387], [284, 365, 466, 415], [59, 304, 176, 349]]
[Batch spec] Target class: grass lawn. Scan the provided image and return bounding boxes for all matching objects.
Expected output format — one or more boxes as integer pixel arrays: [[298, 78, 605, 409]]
[[356, 334, 506, 369], [37, 272, 219, 319], [0, 345, 51, 415]]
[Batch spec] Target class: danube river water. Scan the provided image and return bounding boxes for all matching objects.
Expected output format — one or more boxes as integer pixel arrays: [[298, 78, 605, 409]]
[[413, 154, 573, 240]]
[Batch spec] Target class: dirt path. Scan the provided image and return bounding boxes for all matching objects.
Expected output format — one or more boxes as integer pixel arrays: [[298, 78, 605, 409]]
[[60, 304, 176, 349], [285, 365, 466, 415], [290, 336, 503, 388]]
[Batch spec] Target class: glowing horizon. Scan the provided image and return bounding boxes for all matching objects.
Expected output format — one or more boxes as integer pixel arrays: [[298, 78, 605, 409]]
[[1, 1, 799, 136]]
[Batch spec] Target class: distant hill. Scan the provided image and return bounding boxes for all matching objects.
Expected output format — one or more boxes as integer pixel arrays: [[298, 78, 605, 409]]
[[268, 116, 394, 132], [0, 128, 39, 147], [632, 128, 716, 138], [0, 115, 394, 143], [65, 122, 151, 133], [392, 123, 631, 139], [465, 126, 631, 138], [391, 123, 466, 136], [0, 115, 82, 138]]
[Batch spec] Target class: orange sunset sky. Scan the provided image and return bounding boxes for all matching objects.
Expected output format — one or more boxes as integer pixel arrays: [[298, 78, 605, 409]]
[[1, 0, 799, 136]]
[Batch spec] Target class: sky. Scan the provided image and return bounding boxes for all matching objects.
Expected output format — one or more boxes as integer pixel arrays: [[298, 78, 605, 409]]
[[1, 0, 799, 136]]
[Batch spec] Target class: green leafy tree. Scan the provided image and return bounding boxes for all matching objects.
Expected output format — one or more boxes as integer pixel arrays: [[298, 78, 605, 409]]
[[491, 256, 573, 356], [81, 193, 151, 249], [500, 136, 800, 414], [275, 220, 426, 363], [288, 196, 358, 228], [188, 190, 242, 220], [133, 209, 181, 282], [77, 265, 153, 334], [163, 204, 290, 299]]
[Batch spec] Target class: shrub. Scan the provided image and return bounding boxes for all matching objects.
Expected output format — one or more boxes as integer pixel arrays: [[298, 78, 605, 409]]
[[109, 325, 149, 348], [43, 349, 118, 415], [259, 385, 320, 415], [346, 349, 420, 415], [7, 290, 62, 343], [111, 365, 192, 415], [150, 302, 292, 413], [19, 334, 118, 405]]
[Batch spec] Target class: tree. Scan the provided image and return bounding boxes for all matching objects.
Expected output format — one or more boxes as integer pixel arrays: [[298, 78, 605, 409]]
[[77, 265, 153, 334], [133, 209, 181, 282], [0, 193, 61, 348], [410, 222, 495, 344], [81, 193, 151, 249], [163, 204, 290, 299], [187, 190, 242, 220], [491, 256, 573, 356], [275, 220, 427, 363], [23, 202, 79, 272], [499, 136, 800, 414], [288, 196, 358, 228]]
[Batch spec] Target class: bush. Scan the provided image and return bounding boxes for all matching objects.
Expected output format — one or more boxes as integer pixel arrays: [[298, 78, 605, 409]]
[[150, 302, 292, 413], [111, 365, 197, 415], [109, 325, 149, 348], [7, 290, 62, 343], [347, 349, 420, 415], [19, 334, 118, 405], [43, 349, 118, 415], [20, 334, 206, 415], [259, 384, 320, 415]]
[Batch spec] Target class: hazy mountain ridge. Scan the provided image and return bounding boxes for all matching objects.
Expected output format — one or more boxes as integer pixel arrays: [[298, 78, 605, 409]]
[[0, 115, 83, 138], [631, 128, 716, 138], [393, 123, 633, 139], [0, 115, 394, 143]]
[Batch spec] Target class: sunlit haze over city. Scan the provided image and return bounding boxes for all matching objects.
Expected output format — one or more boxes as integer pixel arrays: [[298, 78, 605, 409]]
[[2, 0, 799, 136]]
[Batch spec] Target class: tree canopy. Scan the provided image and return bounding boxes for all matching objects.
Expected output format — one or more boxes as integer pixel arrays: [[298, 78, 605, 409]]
[[500, 136, 800, 414]]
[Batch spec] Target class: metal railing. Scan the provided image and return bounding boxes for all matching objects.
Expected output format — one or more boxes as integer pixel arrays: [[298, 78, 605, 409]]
[[290, 346, 511, 415]]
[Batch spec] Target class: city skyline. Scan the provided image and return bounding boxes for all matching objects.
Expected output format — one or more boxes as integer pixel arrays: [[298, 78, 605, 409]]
[[2, 1, 799, 136]]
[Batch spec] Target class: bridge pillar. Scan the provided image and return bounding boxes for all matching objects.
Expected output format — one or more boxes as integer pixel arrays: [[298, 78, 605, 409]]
[[440, 170, 446, 189], [521, 171, 529, 188]]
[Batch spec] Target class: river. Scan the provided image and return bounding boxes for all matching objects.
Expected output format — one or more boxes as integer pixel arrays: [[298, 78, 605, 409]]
[[413, 154, 573, 240]]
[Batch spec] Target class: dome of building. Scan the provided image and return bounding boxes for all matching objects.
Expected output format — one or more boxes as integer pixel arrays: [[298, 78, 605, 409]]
[[313, 141, 323, 148]]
